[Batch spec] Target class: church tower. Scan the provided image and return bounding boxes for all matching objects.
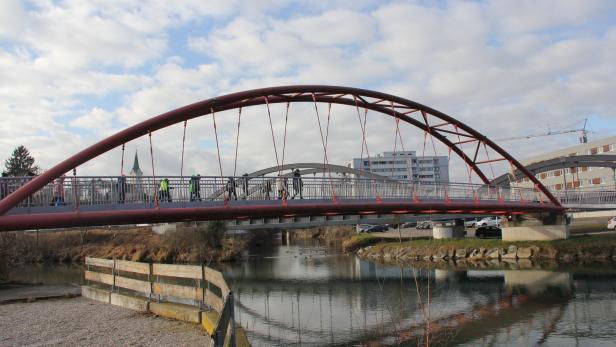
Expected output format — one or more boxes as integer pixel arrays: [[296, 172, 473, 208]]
[[129, 150, 143, 201], [129, 151, 143, 177]]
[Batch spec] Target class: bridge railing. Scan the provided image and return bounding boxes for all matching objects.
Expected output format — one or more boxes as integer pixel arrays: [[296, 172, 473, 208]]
[[551, 189, 616, 206], [0, 176, 551, 210]]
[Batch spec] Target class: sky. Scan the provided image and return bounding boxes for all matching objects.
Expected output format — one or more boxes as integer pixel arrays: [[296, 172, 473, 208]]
[[1, 0, 615, 182]]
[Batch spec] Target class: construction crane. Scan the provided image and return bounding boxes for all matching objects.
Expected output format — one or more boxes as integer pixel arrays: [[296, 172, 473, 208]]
[[495, 118, 590, 143]]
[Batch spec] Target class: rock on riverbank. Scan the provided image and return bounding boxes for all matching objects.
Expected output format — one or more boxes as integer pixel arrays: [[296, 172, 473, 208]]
[[347, 234, 616, 265]]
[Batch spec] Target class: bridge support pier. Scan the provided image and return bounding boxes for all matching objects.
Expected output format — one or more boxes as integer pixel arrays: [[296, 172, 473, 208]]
[[501, 212, 570, 241], [432, 219, 465, 239]]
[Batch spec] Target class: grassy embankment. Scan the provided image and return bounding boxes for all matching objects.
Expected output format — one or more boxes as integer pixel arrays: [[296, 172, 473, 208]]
[[343, 232, 616, 259], [0, 223, 246, 280]]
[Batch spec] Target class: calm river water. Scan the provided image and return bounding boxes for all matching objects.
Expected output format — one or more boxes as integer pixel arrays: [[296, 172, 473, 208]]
[[7, 237, 616, 346]]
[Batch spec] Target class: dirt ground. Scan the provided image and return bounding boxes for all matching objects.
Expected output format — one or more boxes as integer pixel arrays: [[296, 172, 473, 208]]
[[0, 297, 211, 346]]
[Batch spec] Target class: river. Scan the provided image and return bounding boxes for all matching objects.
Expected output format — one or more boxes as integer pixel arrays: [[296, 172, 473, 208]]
[[6, 236, 616, 346]]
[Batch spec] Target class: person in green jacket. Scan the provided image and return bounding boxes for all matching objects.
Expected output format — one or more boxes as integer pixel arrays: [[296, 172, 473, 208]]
[[159, 178, 172, 202]]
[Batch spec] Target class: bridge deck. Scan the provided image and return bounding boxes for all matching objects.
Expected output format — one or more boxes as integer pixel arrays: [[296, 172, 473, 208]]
[[0, 176, 566, 231]]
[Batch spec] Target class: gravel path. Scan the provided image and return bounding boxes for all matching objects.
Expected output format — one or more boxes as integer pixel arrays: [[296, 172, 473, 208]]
[[0, 297, 211, 346]]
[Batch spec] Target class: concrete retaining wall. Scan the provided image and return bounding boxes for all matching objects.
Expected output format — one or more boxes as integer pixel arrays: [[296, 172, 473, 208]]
[[150, 302, 202, 324], [110, 293, 149, 312], [81, 286, 110, 303], [502, 224, 569, 241]]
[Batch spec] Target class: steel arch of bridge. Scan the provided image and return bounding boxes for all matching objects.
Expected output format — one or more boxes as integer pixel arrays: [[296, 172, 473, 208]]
[[0, 85, 562, 230], [491, 154, 616, 187], [246, 162, 393, 180]]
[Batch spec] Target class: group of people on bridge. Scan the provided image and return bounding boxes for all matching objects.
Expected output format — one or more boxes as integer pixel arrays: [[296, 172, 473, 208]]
[[224, 169, 304, 201]]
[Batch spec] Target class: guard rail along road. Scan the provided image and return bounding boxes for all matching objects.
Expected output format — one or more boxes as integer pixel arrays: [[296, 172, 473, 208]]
[[81, 257, 248, 347]]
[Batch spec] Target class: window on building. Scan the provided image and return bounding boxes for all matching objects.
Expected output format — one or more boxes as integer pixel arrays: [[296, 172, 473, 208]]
[[591, 177, 604, 185]]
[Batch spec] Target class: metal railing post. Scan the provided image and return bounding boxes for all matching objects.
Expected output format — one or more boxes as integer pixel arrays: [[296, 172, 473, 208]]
[[229, 292, 236, 347]]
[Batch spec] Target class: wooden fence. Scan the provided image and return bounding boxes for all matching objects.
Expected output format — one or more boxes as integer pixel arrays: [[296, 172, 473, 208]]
[[83, 257, 238, 347]]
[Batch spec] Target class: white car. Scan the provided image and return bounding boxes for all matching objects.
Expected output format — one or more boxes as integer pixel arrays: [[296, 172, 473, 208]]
[[464, 218, 480, 228], [608, 217, 616, 230], [476, 216, 501, 228]]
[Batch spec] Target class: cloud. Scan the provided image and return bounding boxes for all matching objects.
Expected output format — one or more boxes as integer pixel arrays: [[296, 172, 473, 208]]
[[1, 0, 615, 185]]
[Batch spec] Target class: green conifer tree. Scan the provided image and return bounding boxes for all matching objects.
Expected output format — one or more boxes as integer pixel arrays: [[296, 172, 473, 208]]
[[4, 145, 40, 176]]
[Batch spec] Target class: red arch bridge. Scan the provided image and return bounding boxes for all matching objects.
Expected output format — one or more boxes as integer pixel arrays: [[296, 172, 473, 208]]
[[0, 85, 564, 232]]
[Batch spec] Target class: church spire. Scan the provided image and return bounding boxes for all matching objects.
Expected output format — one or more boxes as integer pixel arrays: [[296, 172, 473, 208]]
[[130, 150, 143, 177]]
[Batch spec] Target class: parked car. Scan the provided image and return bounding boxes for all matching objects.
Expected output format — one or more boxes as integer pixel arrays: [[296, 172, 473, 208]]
[[608, 217, 616, 230], [475, 226, 502, 238], [416, 221, 432, 229], [464, 218, 480, 228], [476, 216, 501, 228], [361, 224, 389, 233], [401, 221, 417, 229]]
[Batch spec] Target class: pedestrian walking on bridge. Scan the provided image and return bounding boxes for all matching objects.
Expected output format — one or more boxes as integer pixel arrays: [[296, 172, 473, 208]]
[[117, 175, 127, 204], [52, 175, 66, 206], [241, 173, 249, 200], [226, 177, 237, 201], [276, 174, 286, 200], [261, 178, 272, 200], [0, 172, 8, 200], [189, 174, 202, 201], [292, 169, 303, 199], [159, 178, 172, 202]]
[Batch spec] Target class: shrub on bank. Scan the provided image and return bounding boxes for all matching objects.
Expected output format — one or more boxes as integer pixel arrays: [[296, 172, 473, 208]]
[[342, 234, 383, 253], [0, 223, 244, 266]]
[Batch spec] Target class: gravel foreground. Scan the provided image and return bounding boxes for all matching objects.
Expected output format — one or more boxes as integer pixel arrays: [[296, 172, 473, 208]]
[[0, 297, 211, 346]]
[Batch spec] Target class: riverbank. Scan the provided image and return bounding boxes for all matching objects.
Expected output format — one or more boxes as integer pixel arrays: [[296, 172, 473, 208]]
[[288, 225, 354, 244], [0, 297, 210, 345], [0, 225, 246, 276], [344, 233, 616, 264]]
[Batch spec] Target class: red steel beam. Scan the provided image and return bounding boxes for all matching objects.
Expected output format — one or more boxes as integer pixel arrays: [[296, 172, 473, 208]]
[[0, 201, 564, 232], [0, 85, 562, 219]]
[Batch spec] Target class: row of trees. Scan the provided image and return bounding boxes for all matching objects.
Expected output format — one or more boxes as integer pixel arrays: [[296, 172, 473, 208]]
[[3, 145, 39, 177]]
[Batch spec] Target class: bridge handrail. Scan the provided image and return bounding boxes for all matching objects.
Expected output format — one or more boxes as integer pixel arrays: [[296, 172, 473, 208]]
[[0, 176, 552, 210]]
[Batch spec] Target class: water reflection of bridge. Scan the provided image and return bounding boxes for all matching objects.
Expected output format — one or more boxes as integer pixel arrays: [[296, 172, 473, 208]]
[[222, 253, 599, 346]]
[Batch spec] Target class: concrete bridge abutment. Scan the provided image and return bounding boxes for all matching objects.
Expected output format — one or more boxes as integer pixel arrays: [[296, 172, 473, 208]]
[[432, 219, 466, 239], [501, 212, 570, 241]]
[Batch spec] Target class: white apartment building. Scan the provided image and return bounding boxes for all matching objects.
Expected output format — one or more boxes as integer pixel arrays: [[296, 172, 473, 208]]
[[518, 136, 616, 191], [350, 151, 449, 183]]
